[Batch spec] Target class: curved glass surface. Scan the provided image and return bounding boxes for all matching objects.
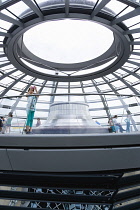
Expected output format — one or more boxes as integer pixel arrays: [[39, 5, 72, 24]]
[[0, 0, 140, 136]]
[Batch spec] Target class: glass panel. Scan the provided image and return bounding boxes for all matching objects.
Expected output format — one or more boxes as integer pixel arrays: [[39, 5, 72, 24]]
[[107, 99, 122, 107], [124, 75, 139, 83], [35, 0, 65, 7], [111, 80, 125, 88], [82, 80, 93, 85], [133, 33, 140, 38], [73, 57, 117, 76], [70, 82, 81, 87], [105, 74, 116, 80], [89, 102, 103, 109], [54, 95, 68, 102], [0, 86, 5, 93], [69, 95, 85, 102], [0, 57, 7, 61], [0, 37, 4, 41], [110, 108, 124, 116], [56, 88, 68, 93], [0, 77, 14, 85], [105, 0, 127, 16], [10, 70, 24, 78], [86, 94, 101, 101], [84, 86, 97, 93], [128, 59, 140, 64], [0, 27, 7, 32], [70, 88, 83, 93], [123, 15, 140, 27], [7, 2, 31, 18], [129, 22, 140, 29], [0, 19, 12, 30], [70, 0, 96, 6], [118, 88, 133, 95], [94, 78, 104, 83], [133, 83, 140, 91], [1, 9, 17, 19], [98, 84, 112, 91], [90, 110, 107, 117], [123, 62, 138, 68], [12, 82, 27, 90], [118, 6, 134, 17], [129, 54, 140, 59], [134, 45, 140, 50], [23, 75, 33, 81]]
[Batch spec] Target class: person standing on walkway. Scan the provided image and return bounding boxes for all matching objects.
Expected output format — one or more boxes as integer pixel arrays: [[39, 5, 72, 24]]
[[124, 114, 131, 133], [26, 86, 39, 134], [6, 112, 13, 133]]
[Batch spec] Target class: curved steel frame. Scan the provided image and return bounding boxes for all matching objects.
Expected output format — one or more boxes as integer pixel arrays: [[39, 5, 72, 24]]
[[4, 8, 132, 81]]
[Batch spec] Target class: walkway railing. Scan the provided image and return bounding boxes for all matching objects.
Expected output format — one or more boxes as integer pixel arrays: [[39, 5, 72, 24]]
[[0, 93, 139, 135]]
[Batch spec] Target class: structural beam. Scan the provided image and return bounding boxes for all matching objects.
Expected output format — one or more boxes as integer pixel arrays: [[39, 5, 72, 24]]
[[0, 74, 25, 97], [10, 78, 36, 112], [124, 28, 140, 35], [0, 12, 23, 27], [0, 32, 11, 37], [0, 44, 6, 47], [131, 52, 140, 56], [80, 81, 87, 103], [0, 62, 11, 68], [131, 41, 140, 45], [22, 0, 43, 20], [0, 69, 17, 80], [0, 0, 20, 10], [92, 80, 111, 119], [111, 7, 140, 25], [0, 54, 6, 58], [121, 67, 140, 80], [113, 73, 140, 102], [65, 0, 69, 17], [127, 60, 140, 66], [91, 0, 111, 18], [50, 81, 58, 104]]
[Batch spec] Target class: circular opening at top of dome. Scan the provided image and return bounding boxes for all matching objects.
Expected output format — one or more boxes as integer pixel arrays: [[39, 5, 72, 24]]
[[23, 19, 114, 64]]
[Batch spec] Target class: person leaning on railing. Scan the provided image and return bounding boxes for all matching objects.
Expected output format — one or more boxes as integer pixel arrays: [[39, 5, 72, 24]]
[[112, 115, 125, 133], [108, 117, 116, 133], [26, 86, 39, 134]]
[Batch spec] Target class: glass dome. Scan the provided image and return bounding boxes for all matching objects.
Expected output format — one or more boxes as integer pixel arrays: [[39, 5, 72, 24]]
[[0, 0, 140, 132]]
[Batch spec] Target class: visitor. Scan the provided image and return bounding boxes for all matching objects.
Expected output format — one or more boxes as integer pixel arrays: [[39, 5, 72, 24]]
[[124, 114, 131, 133], [113, 115, 125, 133], [1, 117, 6, 134], [0, 117, 3, 133], [6, 112, 13, 133], [36, 118, 41, 127], [108, 117, 116, 133], [26, 86, 39, 134]]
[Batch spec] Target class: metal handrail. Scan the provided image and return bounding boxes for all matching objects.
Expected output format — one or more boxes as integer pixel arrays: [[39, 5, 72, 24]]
[[0, 92, 140, 100]]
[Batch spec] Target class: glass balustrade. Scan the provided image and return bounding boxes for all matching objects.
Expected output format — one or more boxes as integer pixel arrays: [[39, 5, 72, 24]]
[[0, 93, 139, 135]]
